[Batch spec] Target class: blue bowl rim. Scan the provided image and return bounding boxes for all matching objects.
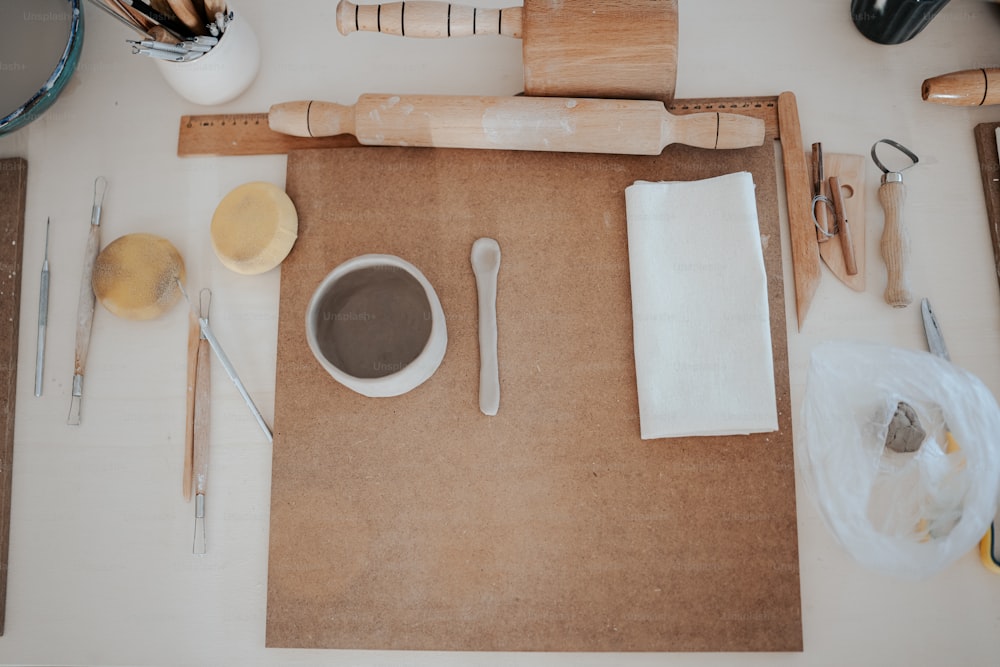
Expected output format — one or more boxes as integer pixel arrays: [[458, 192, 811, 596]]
[[0, 0, 83, 131]]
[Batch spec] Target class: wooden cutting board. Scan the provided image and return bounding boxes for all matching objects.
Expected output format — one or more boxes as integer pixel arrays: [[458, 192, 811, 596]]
[[0, 157, 27, 636], [266, 100, 802, 652]]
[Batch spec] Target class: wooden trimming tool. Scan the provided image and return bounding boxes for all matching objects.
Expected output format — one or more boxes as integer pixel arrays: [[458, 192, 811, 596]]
[[68, 176, 108, 425], [336, 0, 678, 103], [810, 152, 867, 292], [192, 289, 211, 554], [0, 157, 28, 635], [871, 139, 919, 308], [266, 94, 766, 153], [778, 91, 820, 330]]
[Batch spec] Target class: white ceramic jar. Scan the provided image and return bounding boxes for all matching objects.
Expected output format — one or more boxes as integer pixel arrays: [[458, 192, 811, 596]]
[[305, 254, 447, 398]]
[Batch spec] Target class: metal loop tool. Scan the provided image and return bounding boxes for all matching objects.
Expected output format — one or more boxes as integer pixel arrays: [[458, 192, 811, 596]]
[[871, 138, 919, 183]]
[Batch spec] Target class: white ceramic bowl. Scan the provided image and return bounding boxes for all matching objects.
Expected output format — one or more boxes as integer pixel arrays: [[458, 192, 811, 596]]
[[305, 254, 447, 398]]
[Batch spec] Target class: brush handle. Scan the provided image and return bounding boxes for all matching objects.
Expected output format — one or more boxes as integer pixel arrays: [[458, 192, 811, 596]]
[[879, 178, 912, 307], [268, 95, 764, 153], [336, 1, 522, 38]]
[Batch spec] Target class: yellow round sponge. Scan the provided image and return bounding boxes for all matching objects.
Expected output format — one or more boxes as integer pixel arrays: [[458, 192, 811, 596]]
[[92, 233, 186, 320], [210, 181, 298, 275]]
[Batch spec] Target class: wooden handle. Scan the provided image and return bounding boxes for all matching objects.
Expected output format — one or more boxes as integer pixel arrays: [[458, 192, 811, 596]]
[[879, 179, 911, 307], [193, 338, 211, 496], [337, 1, 521, 38], [922, 68, 1000, 106], [166, 0, 206, 34], [183, 311, 200, 501], [268, 95, 764, 153], [777, 91, 820, 330], [828, 176, 857, 276], [73, 224, 101, 377]]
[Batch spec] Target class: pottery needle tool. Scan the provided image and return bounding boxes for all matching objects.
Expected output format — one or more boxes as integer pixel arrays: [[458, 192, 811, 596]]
[[177, 281, 273, 444], [192, 288, 211, 554], [34, 218, 50, 397], [68, 177, 107, 426]]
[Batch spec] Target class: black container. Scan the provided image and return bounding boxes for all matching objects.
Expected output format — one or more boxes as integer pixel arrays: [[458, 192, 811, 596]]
[[851, 0, 951, 44]]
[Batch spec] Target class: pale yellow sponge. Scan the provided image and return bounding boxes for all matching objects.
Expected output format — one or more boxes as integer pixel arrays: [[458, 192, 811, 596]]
[[210, 181, 298, 275], [92, 233, 186, 320]]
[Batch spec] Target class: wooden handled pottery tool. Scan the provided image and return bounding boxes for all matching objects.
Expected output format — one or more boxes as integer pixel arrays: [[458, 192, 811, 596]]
[[192, 288, 211, 554], [68, 177, 107, 425], [810, 149, 866, 292], [872, 139, 919, 308], [268, 94, 765, 153], [922, 68, 1000, 106], [178, 282, 273, 445], [336, 0, 677, 102]]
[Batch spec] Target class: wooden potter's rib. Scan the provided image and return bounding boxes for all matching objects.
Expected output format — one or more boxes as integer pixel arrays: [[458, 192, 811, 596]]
[[267, 94, 765, 152], [812, 153, 866, 292], [778, 92, 820, 330]]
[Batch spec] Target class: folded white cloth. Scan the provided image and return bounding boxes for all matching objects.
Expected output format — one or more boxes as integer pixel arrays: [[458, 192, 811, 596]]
[[625, 172, 778, 439]]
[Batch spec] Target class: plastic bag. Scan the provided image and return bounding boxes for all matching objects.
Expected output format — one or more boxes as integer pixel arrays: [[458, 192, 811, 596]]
[[796, 341, 1000, 578]]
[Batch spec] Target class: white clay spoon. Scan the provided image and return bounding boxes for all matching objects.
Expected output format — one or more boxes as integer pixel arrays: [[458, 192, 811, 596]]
[[471, 238, 501, 416]]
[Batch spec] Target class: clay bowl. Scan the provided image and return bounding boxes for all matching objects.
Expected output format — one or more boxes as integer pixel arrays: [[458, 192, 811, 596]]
[[305, 254, 447, 398]]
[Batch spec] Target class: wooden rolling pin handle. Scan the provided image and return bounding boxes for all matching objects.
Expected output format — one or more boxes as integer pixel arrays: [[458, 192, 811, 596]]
[[668, 112, 764, 150], [268, 100, 355, 138], [879, 176, 912, 307], [922, 68, 1000, 106], [336, 0, 522, 38]]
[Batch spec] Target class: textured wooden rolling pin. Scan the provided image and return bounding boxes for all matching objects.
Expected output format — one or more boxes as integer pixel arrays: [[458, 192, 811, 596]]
[[267, 94, 765, 152], [336, 0, 677, 102], [922, 68, 1000, 106]]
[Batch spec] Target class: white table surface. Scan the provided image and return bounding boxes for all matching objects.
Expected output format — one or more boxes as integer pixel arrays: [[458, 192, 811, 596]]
[[2, 1, 1000, 665]]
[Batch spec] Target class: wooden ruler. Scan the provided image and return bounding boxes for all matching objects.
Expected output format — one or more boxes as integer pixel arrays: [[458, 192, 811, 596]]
[[176, 97, 779, 157], [0, 157, 27, 636], [177, 112, 359, 157]]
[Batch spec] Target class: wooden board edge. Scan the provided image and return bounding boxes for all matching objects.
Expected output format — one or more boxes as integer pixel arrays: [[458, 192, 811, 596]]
[[0, 156, 28, 636], [974, 123, 1000, 292]]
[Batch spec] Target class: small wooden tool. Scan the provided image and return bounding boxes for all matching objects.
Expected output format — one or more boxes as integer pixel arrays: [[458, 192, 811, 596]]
[[778, 92, 819, 330], [268, 94, 765, 153], [828, 175, 857, 276], [922, 68, 1000, 106], [872, 139, 919, 308], [336, 0, 677, 103]]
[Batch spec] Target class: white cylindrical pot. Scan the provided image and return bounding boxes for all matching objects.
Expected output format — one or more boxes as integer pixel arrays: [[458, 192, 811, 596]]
[[154, 7, 260, 106], [305, 254, 447, 398]]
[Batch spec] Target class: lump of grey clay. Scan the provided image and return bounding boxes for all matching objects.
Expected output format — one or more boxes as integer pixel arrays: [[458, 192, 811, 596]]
[[884, 401, 926, 453]]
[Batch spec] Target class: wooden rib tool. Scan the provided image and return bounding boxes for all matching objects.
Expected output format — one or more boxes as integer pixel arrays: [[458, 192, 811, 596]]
[[778, 92, 820, 330]]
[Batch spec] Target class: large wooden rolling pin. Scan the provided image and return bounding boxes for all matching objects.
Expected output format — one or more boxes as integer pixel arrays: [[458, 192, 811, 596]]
[[268, 94, 764, 152], [336, 0, 677, 102]]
